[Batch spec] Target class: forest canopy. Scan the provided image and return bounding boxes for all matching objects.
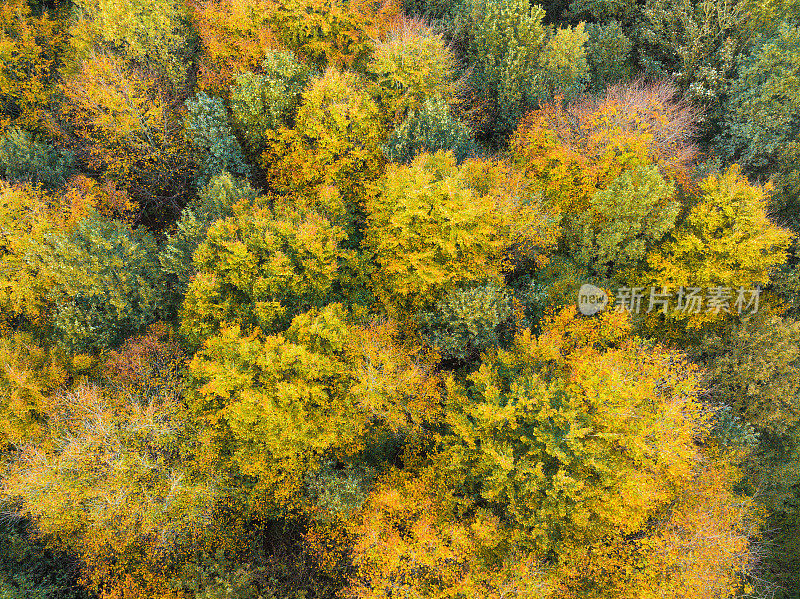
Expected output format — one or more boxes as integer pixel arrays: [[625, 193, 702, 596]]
[[1, 0, 799, 597]]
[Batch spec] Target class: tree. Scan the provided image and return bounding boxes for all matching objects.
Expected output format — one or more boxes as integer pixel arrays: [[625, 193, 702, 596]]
[[187, 304, 442, 517], [179, 201, 350, 351], [382, 95, 476, 165], [344, 468, 558, 599], [68, 0, 193, 86], [2, 380, 219, 599], [584, 21, 634, 91], [364, 150, 560, 321], [415, 283, 515, 364], [184, 92, 250, 189], [535, 22, 590, 105], [0, 331, 72, 448], [365, 16, 459, 125], [0, 127, 74, 188], [714, 23, 800, 230], [0, 181, 85, 327], [32, 210, 164, 353], [648, 165, 792, 314], [441, 306, 704, 556], [633, 0, 752, 128], [159, 172, 260, 299], [0, 0, 65, 135], [265, 67, 386, 229], [572, 163, 679, 275], [229, 51, 313, 152], [191, 0, 279, 95], [61, 52, 190, 220], [266, 0, 400, 71], [462, 0, 548, 135], [511, 78, 701, 216]]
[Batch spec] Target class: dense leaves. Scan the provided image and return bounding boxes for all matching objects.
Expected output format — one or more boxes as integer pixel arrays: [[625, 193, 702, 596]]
[[1, 0, 799, 595]]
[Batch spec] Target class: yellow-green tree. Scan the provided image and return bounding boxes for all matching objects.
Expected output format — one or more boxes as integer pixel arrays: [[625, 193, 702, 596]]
[[265, 67, 386, 230], [179, 201, 350, 351], [441, 306, 703, 555], [365, 150, 559, 321], [187, 304, 443, 517]]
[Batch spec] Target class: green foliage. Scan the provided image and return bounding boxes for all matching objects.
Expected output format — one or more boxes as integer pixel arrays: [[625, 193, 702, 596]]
[[382, 95, 475, 165], [700, 311, 800, 595], [462, 0, 590, 135], [0, 518, 90, 599], [185, 93, 251, 189], [415, 283, 514, 363], [584, 21, 633, 90], [702, 312, 800, 437], [535, 22, 590, 104], [441, 308, 705, 555], [229, 51, 313, 151], [464, 0, 548, 134], [0, 127, 74, 188], [305, 459, 375, 523], [34, 210, 164, 352], [633, 0, 750, 123], [573, 163, 679, 274], [180, 202, 349, 351], [715, 23, 800, 229], [159, 173, 259, 299], [567, 0, 639, 23]]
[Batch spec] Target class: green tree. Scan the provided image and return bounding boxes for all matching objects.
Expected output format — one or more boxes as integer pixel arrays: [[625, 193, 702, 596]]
[[463, 0, 548, 135], [184, 92, 251, 189], [534, 22, 590, 105], [415, 283, 514, 363], [33, 210, 164, 352], [229, 51, 313, 152], [584, 21, 633, 90], [715, 23, 800, 230], [0, 127, 74, 188], [382, 95, 475, 165], [633, 0, 751, 127], [572, 163, 679, 275]]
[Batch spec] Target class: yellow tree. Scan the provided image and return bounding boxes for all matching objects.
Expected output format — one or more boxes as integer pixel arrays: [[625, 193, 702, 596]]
[[365, 150, 560, 321], [0, 0, 66, 135], [61, 52, 190, 218]]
